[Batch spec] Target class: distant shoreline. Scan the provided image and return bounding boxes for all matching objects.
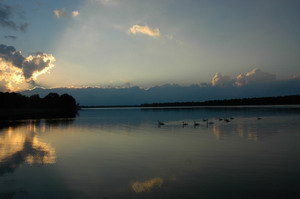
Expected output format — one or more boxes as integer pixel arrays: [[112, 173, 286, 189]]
[[80, 95, 300, 109], [80, 105, 300, 111]]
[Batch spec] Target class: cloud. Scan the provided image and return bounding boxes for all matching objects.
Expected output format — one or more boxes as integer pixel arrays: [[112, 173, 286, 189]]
[[22, 53, 55, 81], [211, 68, 277, 87], [0, 3, 29, 32], [88, 0, 117, 6], [128, 25, 160, 37], [100, 0, 114, 4], [235, 68, 276, 86], [53, 9, 67, 18], [0, 44, 55, 92], [211, 72, 233, 87], [165, 34, 174, 40], [53, 9, 80, 18], [19, 23, 29, 32], [71, 11, 80, 17], [4, 35, 17, 40]]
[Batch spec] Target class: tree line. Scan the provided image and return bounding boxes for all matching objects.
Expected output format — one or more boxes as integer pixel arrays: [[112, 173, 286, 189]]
[[0, 92, 78, 110], [141, 95, 300, 107]]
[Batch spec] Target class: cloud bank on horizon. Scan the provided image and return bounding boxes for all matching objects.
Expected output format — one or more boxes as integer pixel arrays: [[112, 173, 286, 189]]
[[212, 68, 277, 87]]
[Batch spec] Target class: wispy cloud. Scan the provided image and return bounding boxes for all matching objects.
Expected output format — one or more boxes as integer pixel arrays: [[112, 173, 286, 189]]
[[53, 9, 79, 18], [128, 25, 160, 37], [53, 9, 67, 18], [89, 0, 118, 6], [100, 0, 114, 5], [0, 2, 29, 32], [4, 35, 17, 40]]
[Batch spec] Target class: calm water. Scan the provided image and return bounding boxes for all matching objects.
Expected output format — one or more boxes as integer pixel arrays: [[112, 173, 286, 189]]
[[1, 106, 300, 199]]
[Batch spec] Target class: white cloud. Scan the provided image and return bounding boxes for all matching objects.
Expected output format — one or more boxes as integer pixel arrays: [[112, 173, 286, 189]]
[[211, 68, 277, 87], [53, 9, 79, 18], [211, 72, 233, 86], [128, 25, 160, 37], [53, 9, 67, 18], [71, 11, 80, 17], [235, 68, 276, 86]]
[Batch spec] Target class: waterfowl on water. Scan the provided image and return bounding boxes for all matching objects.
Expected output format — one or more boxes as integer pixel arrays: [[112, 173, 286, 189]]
[[193, 121, 200, 127], [182, 121, 188, 127], [158, 120, 165, 126], [224, 118, 230, 122]]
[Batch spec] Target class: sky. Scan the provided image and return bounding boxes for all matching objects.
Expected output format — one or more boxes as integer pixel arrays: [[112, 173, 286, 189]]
[[1, 0, 300, 92]]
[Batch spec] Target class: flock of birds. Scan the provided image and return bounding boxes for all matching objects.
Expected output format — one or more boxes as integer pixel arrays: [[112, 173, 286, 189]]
[[157, 117, 262, 128]]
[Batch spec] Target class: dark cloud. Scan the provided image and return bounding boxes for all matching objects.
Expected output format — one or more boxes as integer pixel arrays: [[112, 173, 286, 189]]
[[19, 22, 29, 32], [0, 44, 24, 67], [3, 35, 17, 39], [0, 3, 29, 32]]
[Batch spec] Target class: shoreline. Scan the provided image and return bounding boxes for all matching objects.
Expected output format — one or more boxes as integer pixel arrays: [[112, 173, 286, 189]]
[[80, 104, 300, 110]]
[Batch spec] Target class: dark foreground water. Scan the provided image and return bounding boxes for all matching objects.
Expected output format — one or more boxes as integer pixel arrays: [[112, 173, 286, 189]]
[[1, 106, 300, 199]]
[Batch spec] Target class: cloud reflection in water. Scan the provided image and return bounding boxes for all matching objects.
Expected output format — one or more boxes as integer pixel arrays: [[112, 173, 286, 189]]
[[132, 177, 164, 193], [0, 124, 55, 176]]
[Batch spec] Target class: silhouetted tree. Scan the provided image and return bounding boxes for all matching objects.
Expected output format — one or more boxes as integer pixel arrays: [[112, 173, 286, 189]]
[[58, 94, 77, 109], [0, 92, 78, 110]]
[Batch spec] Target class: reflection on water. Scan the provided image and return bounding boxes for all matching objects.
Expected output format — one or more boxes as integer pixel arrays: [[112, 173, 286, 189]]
[[0, 107, 300, 199], [132, 177, 164, 193], [0, 121, 56, 176], [212, 120, 260, 141]]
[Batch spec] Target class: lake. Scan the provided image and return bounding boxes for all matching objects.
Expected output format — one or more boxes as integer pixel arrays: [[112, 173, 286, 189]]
[[1, 106, 300, 199]]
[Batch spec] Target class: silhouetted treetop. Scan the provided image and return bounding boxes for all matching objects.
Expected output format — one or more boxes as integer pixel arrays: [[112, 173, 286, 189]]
[[0, 92, 78, 110]]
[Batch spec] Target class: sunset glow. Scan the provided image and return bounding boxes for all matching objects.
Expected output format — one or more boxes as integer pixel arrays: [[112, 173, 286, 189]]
[[1, 0, 299, 94]]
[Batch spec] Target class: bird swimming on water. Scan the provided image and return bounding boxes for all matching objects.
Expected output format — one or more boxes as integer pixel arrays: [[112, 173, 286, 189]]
[[182, 121, 188, 127], [193, 121, 200, 128], [158, 120, 165, 127]]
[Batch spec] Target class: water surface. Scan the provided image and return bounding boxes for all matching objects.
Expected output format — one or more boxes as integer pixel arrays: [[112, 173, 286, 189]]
[[1, 107, 300, 199]]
